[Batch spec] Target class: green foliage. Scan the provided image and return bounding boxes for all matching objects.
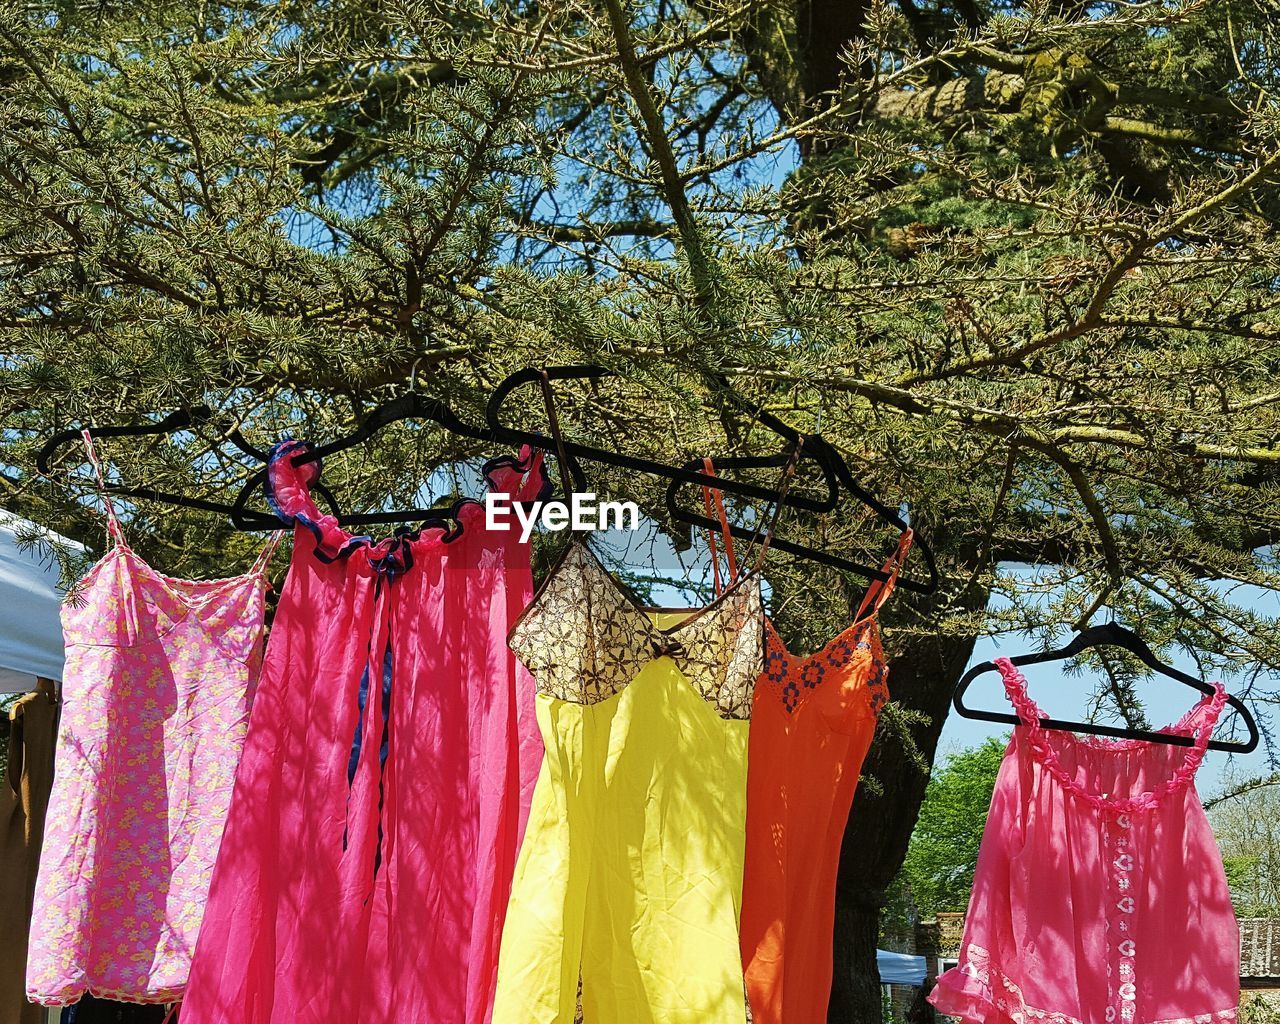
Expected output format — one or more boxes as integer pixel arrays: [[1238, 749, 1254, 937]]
[[0, 1, 1277, 695], [1241, 994, 1280, 1024], [901, 737, 1008, 916], [3, 1, 1279, 1016], [1210, 773, 1280, 918]]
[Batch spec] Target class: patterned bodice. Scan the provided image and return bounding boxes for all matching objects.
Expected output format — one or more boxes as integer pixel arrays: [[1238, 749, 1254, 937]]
[[510, 540, 764, 720], [759, 616, 889, 716]]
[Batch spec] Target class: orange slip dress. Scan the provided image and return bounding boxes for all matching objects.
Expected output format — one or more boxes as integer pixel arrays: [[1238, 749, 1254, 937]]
[[698, 473, 912, 1024]]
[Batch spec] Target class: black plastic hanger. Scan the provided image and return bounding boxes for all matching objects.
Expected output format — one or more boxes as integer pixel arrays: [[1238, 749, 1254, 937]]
[[953, 621, 1259, 753], [496, 365, 939, 592], [37, 409, 329, 530], [664, 441, 940, 595], [228, 393, 513, 530], [44, 367, 876, 546], [230, 367, 839, 529], [484, 366, 841, 513]]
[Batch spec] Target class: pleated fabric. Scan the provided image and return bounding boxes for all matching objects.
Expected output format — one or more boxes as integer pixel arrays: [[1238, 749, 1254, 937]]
[[181, 441, 548, 1024]]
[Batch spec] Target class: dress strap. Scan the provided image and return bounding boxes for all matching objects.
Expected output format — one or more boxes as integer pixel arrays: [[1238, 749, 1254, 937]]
[[855, 528, 914, 621], [747, 439, 804, 579], [992, 657, 1048, 728], [537, 371, 583, 509], [700, 459, 739, 597], [701, 441, 803, 587], [80, 429, 128, 549], [249, 529, 287, 576]]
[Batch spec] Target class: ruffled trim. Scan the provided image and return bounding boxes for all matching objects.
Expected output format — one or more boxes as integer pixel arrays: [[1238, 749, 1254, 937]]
[[994, 657, 1227, 815], [265, 438, 551, 574], [930, 943, 1086, 1023], [929, 944, 1239, 1024]]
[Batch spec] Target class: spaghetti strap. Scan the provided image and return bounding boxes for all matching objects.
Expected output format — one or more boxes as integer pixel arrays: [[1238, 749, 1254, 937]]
[[537, 372, 584, 522], [700, 442, 803, 589], [250, 530, 286, 576], [80, 429, 128, 549], [746, 440, 804, 580], [854, 528, 913, 621], [700, 459, 739, 597]]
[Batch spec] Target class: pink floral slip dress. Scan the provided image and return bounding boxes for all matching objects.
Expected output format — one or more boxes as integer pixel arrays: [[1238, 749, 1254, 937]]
[[929, 656, 1240, 1024], [26, 431, 282, 1006], [180, 440, 549, 1024]]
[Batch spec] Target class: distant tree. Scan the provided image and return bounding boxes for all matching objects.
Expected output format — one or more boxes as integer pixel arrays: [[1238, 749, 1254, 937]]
[[1208, 772, 1280, 918], [901, 737, 1007, 917], [1240, 994, 1280, 1024]]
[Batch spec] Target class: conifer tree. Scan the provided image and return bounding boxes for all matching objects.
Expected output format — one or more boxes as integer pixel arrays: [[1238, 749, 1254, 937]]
[[3, 1, 1280, 1018]]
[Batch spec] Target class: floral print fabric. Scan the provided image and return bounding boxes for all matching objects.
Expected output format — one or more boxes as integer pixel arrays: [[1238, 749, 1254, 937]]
[[510, 540, 763, 719], [26, 437, 277, 1005]]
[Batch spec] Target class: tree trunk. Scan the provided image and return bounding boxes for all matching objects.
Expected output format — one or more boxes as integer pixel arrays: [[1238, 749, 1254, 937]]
[[827, 615, 986, 1023]]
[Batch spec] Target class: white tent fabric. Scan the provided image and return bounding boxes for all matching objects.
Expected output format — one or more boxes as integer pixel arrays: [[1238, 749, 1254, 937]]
[[0, 510, 81, 689], [877, 948, 928, 986]]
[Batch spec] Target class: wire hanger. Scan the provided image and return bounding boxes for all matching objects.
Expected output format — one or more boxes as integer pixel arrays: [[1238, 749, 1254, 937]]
[[952, 621, 1259, 753], [37, 408, 330, 530]]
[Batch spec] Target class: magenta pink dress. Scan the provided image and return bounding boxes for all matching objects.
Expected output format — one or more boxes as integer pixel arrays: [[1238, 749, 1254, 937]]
[[930, 657, 1239, 1024], [181, 440, 548, 1024], [27, 432, 280, 1006]]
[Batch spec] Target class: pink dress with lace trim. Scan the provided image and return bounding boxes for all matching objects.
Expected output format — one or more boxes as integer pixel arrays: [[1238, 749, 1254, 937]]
[[27, 432, 280, 1005], [181, 441, 548, 1024], [929, 657, 1239, 1024]]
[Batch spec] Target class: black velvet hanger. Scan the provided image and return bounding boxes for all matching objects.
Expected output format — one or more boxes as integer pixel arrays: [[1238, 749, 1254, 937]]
[[36, 408, 336, 530], [228, 393, 511, 529], [663, 440, 940, 595], [952, 621, 1259, 753], [42, 368, 919, 564], [228, 369, 833, 529], [484, 366, 841, 512], [43, 369, 835, 534]]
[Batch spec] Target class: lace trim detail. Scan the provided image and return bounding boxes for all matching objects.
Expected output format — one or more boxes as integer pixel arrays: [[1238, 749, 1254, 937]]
[[993, 657, 1227, 815], [511, 541, 764, 720], [942, 943, 1086, 1024], [760, 617, 887, 716], [939, 944, 1238, 1024]]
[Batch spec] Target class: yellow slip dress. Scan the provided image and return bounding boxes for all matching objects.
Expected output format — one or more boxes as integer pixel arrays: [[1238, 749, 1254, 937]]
[[492, 539, 762, 1024]]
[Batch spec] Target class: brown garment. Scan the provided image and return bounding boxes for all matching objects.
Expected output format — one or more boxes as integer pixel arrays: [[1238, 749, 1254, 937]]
[[1, 678, 58, 1024]]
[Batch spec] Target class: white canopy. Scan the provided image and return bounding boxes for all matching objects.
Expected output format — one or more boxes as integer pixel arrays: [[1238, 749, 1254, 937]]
[[877, 948, 928, 986], [0, 510, 81, 690]]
